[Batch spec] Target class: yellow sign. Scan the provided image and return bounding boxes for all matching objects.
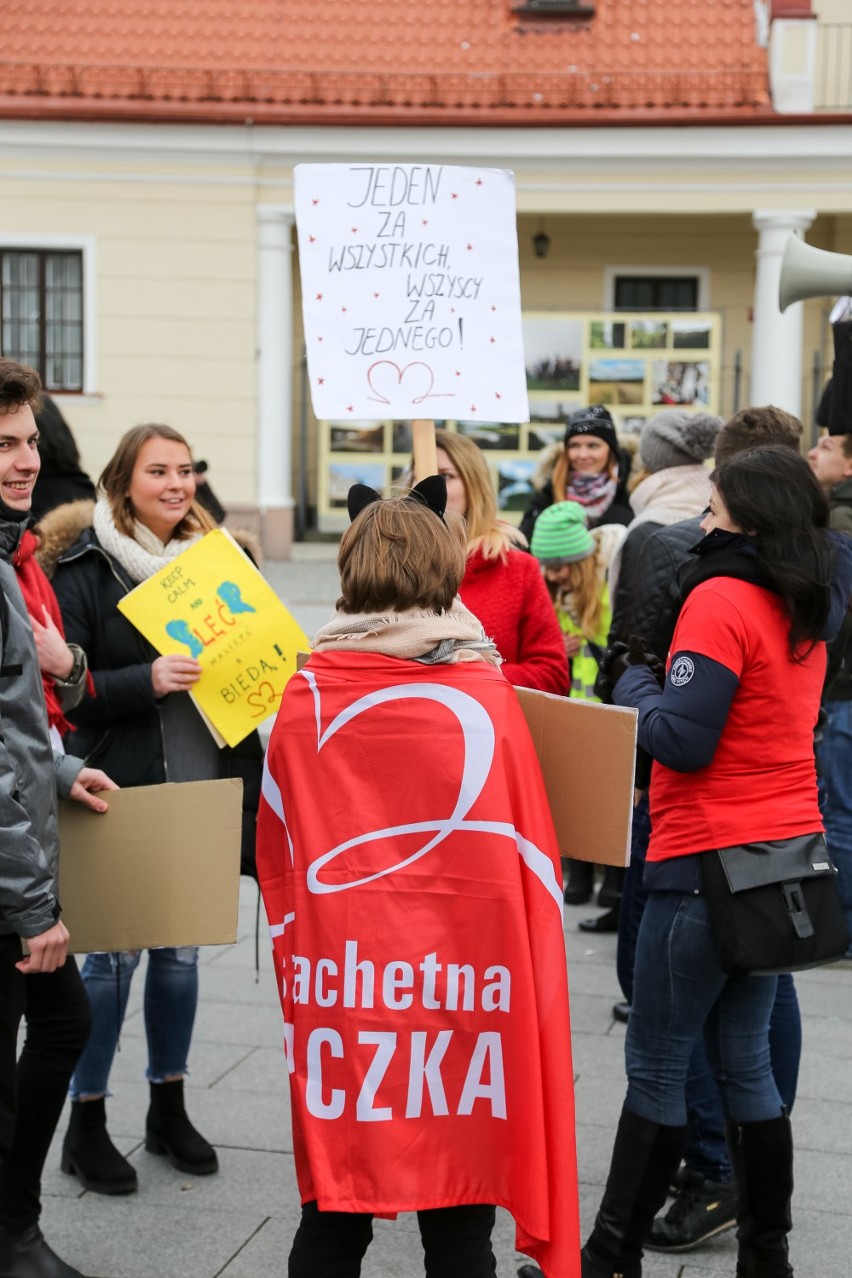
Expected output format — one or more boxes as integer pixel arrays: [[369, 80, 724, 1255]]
[[117, 529, 311, 747]]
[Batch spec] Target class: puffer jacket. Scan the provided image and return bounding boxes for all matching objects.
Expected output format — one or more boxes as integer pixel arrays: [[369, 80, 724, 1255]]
[[607, 514, 703, 661], [0, 513, 83, 938], [41, 501, 263, 878]]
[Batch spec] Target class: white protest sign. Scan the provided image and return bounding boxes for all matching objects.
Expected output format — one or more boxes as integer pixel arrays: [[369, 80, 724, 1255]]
[[295, 163, 529, 424]]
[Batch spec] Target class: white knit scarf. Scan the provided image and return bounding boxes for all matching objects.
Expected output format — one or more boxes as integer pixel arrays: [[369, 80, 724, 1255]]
[[313, 599, 501, 666], [93, 497, 203, 584]]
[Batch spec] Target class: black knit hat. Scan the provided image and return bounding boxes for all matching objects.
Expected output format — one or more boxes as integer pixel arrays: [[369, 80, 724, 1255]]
[[563, 405, 619, 456]]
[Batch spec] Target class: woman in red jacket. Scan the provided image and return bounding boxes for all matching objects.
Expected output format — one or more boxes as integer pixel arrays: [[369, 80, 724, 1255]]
[[432, 431, 568, 695]]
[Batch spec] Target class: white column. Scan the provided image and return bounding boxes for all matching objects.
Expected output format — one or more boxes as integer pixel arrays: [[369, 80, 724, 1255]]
[[750, 209, 815, 417], [256, 205, 295, 557]]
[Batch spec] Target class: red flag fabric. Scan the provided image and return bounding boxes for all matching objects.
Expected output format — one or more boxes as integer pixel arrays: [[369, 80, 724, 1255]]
[[257, 650, 580, 1278]]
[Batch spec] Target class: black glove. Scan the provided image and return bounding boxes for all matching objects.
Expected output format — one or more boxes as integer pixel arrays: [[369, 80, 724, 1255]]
[[624, 634, 667, 687], [593, 641, 629, 704]]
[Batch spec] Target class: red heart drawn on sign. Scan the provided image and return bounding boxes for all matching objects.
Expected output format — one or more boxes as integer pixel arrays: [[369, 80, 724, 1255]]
[[247, 681, 281, 719], [367, 360, 435, 406]]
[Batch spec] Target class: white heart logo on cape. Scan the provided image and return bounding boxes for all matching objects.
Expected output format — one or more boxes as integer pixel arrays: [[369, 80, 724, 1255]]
[[261, 670, 561, 906]]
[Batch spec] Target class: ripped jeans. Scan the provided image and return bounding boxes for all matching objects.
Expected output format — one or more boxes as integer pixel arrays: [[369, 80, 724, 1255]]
[[68, 948, 199, 1099]]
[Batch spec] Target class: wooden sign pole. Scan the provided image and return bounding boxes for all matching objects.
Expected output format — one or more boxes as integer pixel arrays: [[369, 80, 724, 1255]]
[[412, 419, 438, 481]]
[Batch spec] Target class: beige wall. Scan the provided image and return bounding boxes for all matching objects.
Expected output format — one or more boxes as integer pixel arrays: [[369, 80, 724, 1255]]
[[3, 150, 849, 531], [1, 168, 259, 503]]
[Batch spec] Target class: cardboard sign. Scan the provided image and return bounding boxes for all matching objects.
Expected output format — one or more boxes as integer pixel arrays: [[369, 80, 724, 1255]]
[[295, 162, 529, 423], [57, 780, 242, 953], [516, 688, 638, 867], [116, 529, 311, 747]]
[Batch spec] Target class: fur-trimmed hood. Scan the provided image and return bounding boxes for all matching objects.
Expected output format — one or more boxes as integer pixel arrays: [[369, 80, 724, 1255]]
[[34, 500, 262, 578]]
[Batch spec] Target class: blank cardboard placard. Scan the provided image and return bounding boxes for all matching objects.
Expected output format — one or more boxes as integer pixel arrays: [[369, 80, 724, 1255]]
[[58, 779, 243, 954], [516, 688, 637, 867]]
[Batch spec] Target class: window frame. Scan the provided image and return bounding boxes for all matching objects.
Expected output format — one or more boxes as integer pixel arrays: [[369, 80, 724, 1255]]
[[603, 265, 710, 313], [0, 234, 97, 395]]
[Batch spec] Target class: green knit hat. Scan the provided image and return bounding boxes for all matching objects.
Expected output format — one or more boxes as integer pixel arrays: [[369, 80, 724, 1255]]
[[530, 501, 595, 566]]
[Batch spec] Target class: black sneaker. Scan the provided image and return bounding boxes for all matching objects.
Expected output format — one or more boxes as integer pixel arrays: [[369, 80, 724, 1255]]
[[646, 1174, 738, 1253]]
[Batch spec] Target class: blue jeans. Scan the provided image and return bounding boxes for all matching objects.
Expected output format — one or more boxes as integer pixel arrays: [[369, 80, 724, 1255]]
[[616, 791, 651, 1004], [626, 892, 783, 1127], [817, 698, 852, 944], [69, 948, 199, 1099], [683, 973, 801, 1180]]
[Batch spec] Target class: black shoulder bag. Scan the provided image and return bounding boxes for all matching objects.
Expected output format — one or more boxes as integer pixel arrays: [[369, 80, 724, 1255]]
[[702, 832, 850, 975]]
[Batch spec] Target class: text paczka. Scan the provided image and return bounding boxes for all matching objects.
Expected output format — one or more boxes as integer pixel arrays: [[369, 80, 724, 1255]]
[[278, 938, 511, 1123]]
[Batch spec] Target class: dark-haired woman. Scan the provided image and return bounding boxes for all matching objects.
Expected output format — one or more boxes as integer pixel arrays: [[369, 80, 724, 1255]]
[[578, 446, 852, 1278]]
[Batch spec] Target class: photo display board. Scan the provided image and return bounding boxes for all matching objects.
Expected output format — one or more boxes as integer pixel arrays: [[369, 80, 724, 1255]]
[[316, 311, 721, 531]]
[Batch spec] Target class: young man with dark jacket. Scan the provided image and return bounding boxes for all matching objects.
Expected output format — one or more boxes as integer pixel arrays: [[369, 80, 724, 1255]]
[[0, 360, 116, 1278]]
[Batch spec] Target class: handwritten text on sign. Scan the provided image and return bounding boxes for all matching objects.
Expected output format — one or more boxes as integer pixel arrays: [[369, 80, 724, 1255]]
[[295, 163, 529, 424], [117, 530, 311, 748]]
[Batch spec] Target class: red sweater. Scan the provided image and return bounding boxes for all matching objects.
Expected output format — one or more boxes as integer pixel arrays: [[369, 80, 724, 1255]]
[[459, 547, 569, 695]]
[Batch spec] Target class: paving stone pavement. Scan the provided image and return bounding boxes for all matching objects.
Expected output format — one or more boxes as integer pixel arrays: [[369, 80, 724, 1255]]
[[40, 543, 852, 1277]]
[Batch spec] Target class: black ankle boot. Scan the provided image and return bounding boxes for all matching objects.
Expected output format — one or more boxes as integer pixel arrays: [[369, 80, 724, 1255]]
[[145, 1080, 218, 1175], [60, 1098, 138, 1196], [564, 860, 594, 905], [581, 1107, 686, 1278], [0, 1224, 85, 1278], [726, 1115, 794, 1278]]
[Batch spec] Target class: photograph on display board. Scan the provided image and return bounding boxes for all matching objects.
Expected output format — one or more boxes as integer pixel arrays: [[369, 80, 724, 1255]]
[[391, 422, 413, 454], [526, 397, 576, 450], [329, 423, 386, 453], [588, 358, 645, 406], [651, 360, 711, 406], [619, 415, 648, 437], [589, 321, 627, 350], [497, 458, 537, 511], [523, 316, 583, 391], [456, 421, 521, 451], [629, 320, 668, 349], [672, 320, 712, 349], [329, 461, 387, 506]]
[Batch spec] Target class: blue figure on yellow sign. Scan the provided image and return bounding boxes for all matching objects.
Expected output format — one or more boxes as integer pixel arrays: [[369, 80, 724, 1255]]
[[217, 581, 256, 615], [165, 619, 204, 658]]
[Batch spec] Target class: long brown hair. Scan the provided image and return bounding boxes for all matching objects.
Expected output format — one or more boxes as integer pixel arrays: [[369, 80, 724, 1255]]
[[546, 553, 605, 641], [99, 424, 216, 540], [434, 430, 523, 561], [551, 438, 619, 504]]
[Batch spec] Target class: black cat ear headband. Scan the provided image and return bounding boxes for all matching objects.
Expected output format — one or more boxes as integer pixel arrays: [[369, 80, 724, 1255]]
[[347, 474, 447, 523]]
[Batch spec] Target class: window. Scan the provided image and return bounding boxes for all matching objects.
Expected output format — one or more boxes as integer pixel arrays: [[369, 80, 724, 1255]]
[[1, 249, 84, 391], [614, 275, 700, 312]]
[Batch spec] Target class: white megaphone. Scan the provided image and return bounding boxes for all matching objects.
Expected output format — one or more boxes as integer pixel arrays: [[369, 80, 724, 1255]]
[[779, 235, 852, 312]]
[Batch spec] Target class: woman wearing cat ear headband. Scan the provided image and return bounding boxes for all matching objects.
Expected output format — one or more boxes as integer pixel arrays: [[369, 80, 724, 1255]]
[[256, 477, 580, 1278]]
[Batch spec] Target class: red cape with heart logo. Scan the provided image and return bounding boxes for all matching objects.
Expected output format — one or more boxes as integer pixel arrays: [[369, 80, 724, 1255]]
[[257, 650, 580, 1278]]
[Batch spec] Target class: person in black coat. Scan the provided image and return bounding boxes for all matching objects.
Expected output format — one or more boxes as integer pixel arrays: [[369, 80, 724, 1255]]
[[43, 425, 262, 1202], [519, 405, 632, 545], [30, 396, 96, 522]]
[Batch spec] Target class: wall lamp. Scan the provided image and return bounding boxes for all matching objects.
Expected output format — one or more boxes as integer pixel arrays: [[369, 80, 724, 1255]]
[[532, 229, 551, 259]]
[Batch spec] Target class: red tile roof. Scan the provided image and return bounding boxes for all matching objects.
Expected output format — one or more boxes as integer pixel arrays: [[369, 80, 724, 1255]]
[[0, 0, 772, 125]]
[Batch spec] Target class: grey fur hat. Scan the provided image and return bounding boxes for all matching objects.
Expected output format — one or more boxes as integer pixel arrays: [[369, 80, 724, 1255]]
[[639, 410, 724, 473]]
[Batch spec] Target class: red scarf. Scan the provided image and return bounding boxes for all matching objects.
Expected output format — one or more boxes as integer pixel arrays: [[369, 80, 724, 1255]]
[[13, 529, 87, 735], [257, 651, 580, 1278]]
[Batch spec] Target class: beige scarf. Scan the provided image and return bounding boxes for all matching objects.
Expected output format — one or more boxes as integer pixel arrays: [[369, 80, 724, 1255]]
[[313, 599, 501, 666]]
